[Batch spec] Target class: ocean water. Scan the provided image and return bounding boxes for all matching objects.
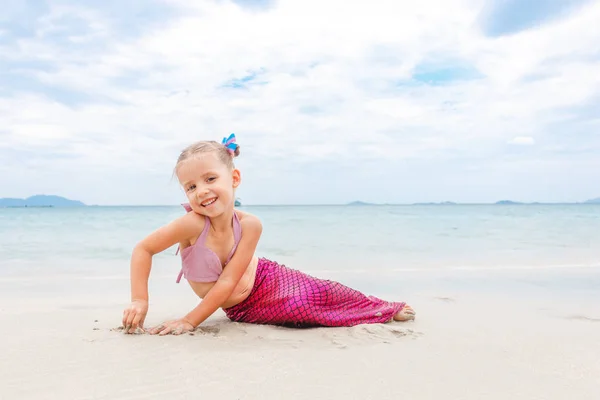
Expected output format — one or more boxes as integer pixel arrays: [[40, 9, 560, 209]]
[[1, 204, 600, 299]]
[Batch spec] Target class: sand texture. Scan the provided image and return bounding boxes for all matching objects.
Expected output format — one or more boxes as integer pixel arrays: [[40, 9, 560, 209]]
[[1, 276, 599, 400]]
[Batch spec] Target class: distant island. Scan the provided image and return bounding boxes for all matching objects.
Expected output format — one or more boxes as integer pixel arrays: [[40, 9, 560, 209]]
[[2, 196, 599, 207], [412, 201, 457, 205], [346, 198, 600, 206], [0, 195, 86, 207], [346, 201, 374, 206], [494, 199, 599, 205]]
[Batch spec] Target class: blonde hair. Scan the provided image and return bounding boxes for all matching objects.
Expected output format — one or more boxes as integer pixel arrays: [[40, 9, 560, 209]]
[[175, 140, 241, 172]]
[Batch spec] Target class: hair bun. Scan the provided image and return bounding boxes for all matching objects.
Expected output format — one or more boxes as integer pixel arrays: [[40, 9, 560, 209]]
[[233, 145, 241, 157]]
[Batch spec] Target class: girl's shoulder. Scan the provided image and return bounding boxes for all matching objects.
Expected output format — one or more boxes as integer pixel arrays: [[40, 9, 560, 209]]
[[234, 209, 263, 233], [234, 208, 259, 222], [177, 208, 207, 239]]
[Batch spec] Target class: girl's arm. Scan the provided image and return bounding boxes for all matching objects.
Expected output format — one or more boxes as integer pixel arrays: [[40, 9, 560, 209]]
[[123, 213, 202, 332], [182, 215, 263, 327], [129, 212, 202, 301]]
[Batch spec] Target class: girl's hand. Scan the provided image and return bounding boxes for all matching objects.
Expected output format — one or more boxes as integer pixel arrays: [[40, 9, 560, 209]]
[[148, 319, 195, 336], [122, 299, 149, 334]]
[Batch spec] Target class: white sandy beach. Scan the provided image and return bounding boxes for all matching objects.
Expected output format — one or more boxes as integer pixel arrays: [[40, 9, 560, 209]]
[[1, 272, 599, 400], [2, 0, 600, 396]]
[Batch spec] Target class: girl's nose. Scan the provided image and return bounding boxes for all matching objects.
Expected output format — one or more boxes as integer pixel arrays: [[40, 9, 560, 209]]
[[196, 186, 209, 198]]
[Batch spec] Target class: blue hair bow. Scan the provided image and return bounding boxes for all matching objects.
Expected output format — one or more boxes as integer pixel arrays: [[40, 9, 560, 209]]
[[222, 133, 238, 155]]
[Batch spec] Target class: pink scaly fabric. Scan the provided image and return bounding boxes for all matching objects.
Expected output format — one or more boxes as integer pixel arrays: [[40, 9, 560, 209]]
[[224, 258, 406, 327]]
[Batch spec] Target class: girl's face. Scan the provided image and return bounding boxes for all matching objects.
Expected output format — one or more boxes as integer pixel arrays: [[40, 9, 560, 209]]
[[176, 152, 241, 217]]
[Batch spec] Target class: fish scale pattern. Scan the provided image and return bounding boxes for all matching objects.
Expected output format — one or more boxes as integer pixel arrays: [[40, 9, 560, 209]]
[[224, 258, 406, 327]]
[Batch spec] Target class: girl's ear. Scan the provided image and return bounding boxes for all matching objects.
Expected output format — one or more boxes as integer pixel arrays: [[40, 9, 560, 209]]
[[232, 168, 241, 188]]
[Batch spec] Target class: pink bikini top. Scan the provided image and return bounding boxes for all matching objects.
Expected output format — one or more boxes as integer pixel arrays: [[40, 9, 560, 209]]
[[175, 203, 242, 283]]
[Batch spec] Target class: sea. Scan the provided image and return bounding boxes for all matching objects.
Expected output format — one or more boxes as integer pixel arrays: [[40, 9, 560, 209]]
[[1, 204, 600, 302]]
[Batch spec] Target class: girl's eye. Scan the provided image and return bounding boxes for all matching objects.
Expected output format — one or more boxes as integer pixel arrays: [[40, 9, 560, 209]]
[[187, 185, 196, 192], [207, 177, 216, 182]]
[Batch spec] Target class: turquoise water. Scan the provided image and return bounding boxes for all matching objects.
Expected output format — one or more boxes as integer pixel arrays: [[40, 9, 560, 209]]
[[1, 204, 600, 298]]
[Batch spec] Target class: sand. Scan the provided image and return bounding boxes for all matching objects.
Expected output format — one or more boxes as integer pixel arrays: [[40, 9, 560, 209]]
[[1, 274, 599, 400]]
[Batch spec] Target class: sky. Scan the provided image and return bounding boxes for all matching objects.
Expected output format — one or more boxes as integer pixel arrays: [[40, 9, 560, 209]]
[[1, 0, 599, 205]]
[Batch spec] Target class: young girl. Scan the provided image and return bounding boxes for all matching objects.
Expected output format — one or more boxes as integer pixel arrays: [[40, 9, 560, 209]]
[[122, 134, 415, 335]]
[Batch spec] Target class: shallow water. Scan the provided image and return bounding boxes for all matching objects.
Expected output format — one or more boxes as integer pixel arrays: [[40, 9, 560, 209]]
[[1, 204, 599, 299]]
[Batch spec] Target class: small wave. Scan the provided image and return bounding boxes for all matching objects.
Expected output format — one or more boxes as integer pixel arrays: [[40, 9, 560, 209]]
[[303, 262, 600, 275]]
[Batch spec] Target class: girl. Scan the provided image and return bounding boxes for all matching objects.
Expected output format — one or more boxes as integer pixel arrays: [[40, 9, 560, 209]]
[[122, 134, 415, 335]]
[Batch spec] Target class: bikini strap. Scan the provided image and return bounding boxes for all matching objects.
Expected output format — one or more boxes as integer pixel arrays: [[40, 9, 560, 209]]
[[176, 204, 210, 254], [198, 216, 211, 244], [233, 212, 242, 243], [226, 212, 243, 263], [175, 210, 210, 283]]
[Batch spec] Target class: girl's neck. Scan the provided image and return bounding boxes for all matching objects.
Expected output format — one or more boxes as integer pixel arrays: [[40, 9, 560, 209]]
[[208, 209, 234, 235]]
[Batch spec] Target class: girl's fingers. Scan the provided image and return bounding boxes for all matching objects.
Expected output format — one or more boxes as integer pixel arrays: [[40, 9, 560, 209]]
[[124, 311, 137, 331], [153, 320, 173, 333], [136, 320, 188, 336], [131, 313, 144, 331], [122, 309, 130, 328], [158, 325, 172, 336], [148, 324, 163, 335]]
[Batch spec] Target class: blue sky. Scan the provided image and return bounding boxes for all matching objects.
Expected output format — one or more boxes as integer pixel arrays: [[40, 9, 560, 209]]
[[1, 0, 599, 205]]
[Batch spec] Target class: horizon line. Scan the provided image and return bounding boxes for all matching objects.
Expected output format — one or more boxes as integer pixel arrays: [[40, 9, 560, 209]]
[[83, 201, 600, 207]]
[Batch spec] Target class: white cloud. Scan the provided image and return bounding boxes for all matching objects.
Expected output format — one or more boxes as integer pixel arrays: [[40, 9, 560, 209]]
[[508, 136, 535, 145], [1, 0, 600, 204]]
